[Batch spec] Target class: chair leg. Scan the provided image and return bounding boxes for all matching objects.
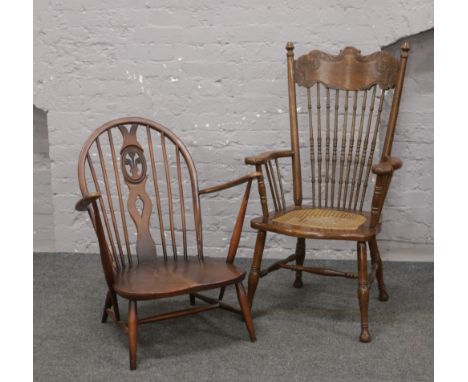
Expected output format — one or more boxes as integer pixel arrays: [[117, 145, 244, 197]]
[[293, 238, 306, 288], [109, 291, 121, 321], [235, 283, 256, 342], [218, 286, 226, 301], [247, 230, 267, 307], [357, 241, 371, 343], [101, 291, 112, 323], [128, 300, 138, 370], [369, 236, 389, 302]]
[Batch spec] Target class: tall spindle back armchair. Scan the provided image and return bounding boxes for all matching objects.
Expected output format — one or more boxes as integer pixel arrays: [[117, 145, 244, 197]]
[[245, 43, 410, 343], [76, 117, 259, 369]]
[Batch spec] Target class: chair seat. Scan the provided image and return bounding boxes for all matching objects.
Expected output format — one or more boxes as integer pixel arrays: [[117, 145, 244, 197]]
[[251, 206, 380, 241], [113, 257, 245, 300]]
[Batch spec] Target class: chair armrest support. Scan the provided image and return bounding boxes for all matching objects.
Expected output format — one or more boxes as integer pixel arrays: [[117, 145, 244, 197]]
[[75, 192, 115, 286], [369, 157, 402, 227], [199, 172, 261, 264], [199, 172, 262, 195], [75, 192, 102, 211], [372, 157, 403, 175], [244, 150, 294, 165]]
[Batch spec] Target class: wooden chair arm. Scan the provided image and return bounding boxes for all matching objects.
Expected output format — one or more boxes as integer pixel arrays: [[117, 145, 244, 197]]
[[199, 172, 260, 264], [369, 157, 402, 227], [371, 157, 403, 175], [244, 150, 294, 165], [199, 172, 262, 195], [75, 192, 102, 211], [75, 192, 115, 286]]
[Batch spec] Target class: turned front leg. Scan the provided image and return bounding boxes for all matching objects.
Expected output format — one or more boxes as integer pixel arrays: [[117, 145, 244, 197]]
[[369, 236, 389, 301], [293, 238, 306, 288], [357, 241, 371, 343], [247, 230, 267, 307], [128, 300, 138, 370]]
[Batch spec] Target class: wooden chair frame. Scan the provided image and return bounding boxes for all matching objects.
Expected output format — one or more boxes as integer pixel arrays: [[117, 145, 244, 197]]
[[76, 117, 260, 369], [245, 43, 410, 342]]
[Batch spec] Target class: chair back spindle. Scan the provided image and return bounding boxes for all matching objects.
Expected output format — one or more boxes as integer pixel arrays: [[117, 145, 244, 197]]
[[284, 44, 409, 216], [78, 118, 203, 274]]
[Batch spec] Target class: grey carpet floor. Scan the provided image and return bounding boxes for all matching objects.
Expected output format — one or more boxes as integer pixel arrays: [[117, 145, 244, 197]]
[[34, 253, 433, 382]]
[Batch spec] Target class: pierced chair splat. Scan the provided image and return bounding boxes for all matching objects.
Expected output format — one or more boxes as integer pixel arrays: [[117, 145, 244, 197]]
[[76, 117, 259, 370]]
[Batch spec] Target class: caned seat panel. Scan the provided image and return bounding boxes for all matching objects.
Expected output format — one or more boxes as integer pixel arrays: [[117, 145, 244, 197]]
[[251, 206, 379, 241], [273, 208, 367, 230]]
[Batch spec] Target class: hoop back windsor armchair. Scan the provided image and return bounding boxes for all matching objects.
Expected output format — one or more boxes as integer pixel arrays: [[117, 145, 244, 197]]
[[245, 43, 410, 342], [76, 117, 259, 369]]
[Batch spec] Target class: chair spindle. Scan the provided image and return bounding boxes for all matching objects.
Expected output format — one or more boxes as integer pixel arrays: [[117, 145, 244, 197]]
[[176, 147, 188, 260], [342, 91, 358, 208], [95, 136, 126, 267], [307, 86, 316, 206], [353, 86, 377, 211], [348, 89, 368, 210], [86, 152, 120, 270], [337, 90, 349, 208], [331, 89, 340, 208], [325, 87, 331, 208], [146, 127, 168, 261], [161, 133, 178, 260], [359, 89, 386, 211], [108, 129, 133, 263], [316, 84, 323, 207]]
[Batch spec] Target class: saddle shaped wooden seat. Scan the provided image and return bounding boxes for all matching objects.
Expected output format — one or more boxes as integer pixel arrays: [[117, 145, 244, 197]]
[[245, 42, 410, 343], [76, 117, 259, 369], [113, 258, 245, 300]]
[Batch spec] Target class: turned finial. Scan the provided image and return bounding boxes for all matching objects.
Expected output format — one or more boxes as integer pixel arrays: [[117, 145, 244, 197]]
[[286, 42, 295, 56], [400, 42, 410, 57]]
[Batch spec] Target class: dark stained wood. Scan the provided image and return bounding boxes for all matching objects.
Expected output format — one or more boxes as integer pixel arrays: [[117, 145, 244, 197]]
[[176, 147, 188, 259], [138, 304, 220, 324], [128, 300, 137, 370], [247, 230, 267, 306], [75, 192, 101, 211], [199, 172, 260, 195], [108, 129, 133, 263], [245, 43, 410, 342], [105, 308, 127, 334], [293, 238, 306, 288], [161, 133, 177, 260], [101, 290, 112, 323], [191, 292, 242, 315], [113, 258, 245, 300], [244, 149, 293, 165], [226, 177, 254, 264], [76, 117, 257, 369], [258, 253, 298, 277], [235, 283, 256, 342], [146, 126, 168, 260]]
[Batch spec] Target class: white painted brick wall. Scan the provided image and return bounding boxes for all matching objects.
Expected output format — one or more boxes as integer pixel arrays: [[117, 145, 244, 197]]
[[33, 0, 433, 259]]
